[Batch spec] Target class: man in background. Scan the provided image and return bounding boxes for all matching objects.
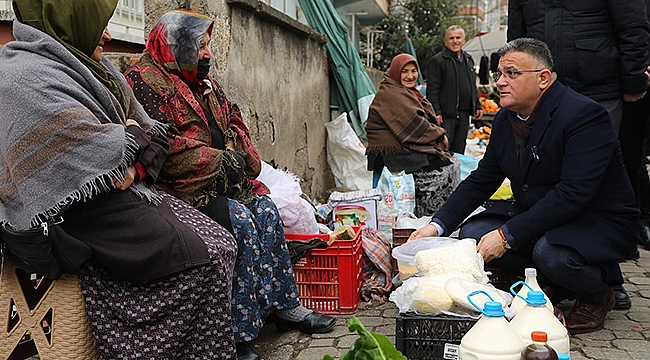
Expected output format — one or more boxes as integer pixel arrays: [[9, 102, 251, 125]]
[[427, 25, 483, 155]]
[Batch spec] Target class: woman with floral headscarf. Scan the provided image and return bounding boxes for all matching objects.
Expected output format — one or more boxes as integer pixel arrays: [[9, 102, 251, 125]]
[[0, 0, 239, 358], [125, 10, 335, 360], [366, 53, 460, 217]]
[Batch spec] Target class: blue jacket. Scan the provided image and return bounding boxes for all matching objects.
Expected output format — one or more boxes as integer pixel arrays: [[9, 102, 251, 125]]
[[434, 81, 639, 269]]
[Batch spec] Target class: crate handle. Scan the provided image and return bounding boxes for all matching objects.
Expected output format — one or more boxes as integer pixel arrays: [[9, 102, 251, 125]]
[[509, 280, 533, 303]]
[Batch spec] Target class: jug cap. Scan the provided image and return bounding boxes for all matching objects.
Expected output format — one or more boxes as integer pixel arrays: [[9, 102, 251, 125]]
[[526, 290, 547, 305], [557, 354, 570, 360], [483, 301, 505, 317], [524, 268, 537, 277], [531, 331, 548, 342]]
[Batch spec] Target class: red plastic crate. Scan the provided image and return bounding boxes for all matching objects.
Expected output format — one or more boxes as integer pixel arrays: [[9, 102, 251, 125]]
[[285, 227, 363, 314]]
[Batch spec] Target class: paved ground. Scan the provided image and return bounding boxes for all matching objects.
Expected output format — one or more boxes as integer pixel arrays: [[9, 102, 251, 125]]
[[254, 247, 650, 360]]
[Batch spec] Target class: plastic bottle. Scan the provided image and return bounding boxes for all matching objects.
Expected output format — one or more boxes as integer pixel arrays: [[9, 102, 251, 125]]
[[458, 290, 526, 360], [557, 354, 570, 360], [521, 331, 559, 360], [511, 268, 553, 312], [509, 282, 570, 354]]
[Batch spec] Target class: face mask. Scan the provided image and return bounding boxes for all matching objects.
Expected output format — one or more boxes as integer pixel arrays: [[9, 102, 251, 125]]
[[196, 58, 211, 80]]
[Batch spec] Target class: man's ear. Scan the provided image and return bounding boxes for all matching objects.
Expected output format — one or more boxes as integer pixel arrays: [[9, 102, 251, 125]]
[[538, 69, 553, 90]]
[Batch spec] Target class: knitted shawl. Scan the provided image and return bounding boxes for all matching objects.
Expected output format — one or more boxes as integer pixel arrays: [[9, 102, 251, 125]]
[[366, 74, 447, 157], [0, 21, 166, 229]]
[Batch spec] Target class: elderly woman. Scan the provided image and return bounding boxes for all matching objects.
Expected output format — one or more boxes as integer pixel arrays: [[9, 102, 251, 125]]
[[125, 10, 335, 360], [366, 53, 460, 217], [0, 1, 239, 358]]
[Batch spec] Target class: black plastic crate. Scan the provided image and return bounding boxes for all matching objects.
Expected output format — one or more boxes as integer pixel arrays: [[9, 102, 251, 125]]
[[485, 265, 522, 292], [395, 313, 477, 360]]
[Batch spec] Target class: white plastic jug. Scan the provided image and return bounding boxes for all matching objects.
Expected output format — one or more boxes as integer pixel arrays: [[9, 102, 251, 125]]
[[509, 282, 570, 354], [511, 268, 553, 312], [459, 290, 526, 360]]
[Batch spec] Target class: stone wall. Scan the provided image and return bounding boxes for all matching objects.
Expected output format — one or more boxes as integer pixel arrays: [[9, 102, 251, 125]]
[[143, 0, 333, 200]]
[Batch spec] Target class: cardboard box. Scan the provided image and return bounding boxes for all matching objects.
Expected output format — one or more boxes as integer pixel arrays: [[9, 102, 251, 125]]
[[332, 199, 378, 230]]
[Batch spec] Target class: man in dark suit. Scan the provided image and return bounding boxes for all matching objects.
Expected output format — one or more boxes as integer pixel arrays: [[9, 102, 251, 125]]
[[410, 38, 639, 334]]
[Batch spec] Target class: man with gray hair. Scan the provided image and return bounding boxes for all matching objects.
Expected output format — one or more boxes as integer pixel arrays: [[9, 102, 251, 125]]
[[411, 38, 639, 334], [426, 25, 483, 154]]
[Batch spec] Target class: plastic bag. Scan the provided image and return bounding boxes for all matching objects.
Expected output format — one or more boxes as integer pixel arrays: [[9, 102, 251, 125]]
[[377, 167, 416, 214], [256, 161, 318, 234], [324, 113, 373, 190], [376, 200, 403, 242], [414, 238, 489, 283]]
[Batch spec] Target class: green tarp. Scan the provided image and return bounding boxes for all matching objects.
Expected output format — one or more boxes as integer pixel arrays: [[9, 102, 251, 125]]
[[298, 0, 376, 143]]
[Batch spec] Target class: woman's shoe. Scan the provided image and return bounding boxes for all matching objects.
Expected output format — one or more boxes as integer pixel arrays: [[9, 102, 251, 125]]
[[274, 312, 336, 334], [236, 342, 259, 360]]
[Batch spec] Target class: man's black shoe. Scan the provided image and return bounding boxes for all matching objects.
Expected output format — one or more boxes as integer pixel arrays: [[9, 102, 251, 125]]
[[639, 224, 650, 246], [236, 342, 259, 360], [274, 312, 336, 334], [612, 285, 632, 310]]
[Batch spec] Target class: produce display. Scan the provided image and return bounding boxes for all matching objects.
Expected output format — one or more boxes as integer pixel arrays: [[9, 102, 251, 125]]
[[480, 96, 500, 113]]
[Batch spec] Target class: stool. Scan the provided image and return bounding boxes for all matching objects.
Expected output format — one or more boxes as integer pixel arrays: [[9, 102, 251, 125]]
[[0, 257, 98, 360]]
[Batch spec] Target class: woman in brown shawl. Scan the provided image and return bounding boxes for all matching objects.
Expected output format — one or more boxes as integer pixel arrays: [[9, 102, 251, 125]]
[[366, 53, 460, 217]]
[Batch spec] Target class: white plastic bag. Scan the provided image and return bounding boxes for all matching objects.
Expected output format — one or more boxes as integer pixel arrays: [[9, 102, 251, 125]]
[[377, 167, 416, 214], [255, 161, 318, 234], [324, 113, 373, 190]]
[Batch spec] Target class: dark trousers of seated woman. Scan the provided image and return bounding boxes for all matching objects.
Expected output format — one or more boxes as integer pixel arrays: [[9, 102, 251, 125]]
[[459, 215, 611, 304]]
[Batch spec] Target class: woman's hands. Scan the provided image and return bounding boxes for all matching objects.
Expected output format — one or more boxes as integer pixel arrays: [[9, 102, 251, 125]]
[[113, 166, 137, 190], [434, 134, 449, 152]]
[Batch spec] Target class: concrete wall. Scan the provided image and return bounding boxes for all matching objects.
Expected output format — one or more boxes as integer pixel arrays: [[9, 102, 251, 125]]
[[144, 0, 333, 200]]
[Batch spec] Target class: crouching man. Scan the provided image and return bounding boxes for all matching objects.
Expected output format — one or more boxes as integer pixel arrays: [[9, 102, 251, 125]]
[[410, 38, 639, 334]]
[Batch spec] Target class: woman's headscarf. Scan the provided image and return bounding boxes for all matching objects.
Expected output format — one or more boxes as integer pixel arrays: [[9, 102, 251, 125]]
[[12, 0, 124, 108], [387, 54, 418, 83], [146, 10, 214, 85]]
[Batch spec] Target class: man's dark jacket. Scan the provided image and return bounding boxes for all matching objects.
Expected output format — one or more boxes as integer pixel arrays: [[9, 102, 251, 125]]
[[508, 0, 649, 101], [433, 81, 639, 283], [426, 48, 481, 118]]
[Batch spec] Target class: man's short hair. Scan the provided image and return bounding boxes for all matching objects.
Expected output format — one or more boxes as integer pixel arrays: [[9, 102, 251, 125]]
[[498, 38, 554, 71], [445, 25, 465, 39]]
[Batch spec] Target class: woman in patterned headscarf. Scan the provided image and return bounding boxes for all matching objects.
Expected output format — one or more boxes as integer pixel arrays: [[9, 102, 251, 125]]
[[125, 10, 335, 360], [0, 0, 238, 358]]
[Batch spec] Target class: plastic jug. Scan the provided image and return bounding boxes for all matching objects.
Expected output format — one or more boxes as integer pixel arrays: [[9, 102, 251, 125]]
[[511, 268, 553, 312], [458, 290, 526, 360], [521, 331, 558, 360], [509, 282, 570, 354]]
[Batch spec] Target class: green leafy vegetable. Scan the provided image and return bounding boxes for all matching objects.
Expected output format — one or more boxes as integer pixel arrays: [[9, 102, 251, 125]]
[[322, 316, 407, 360]]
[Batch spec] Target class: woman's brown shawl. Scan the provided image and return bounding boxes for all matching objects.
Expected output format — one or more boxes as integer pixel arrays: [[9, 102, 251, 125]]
[[366, 74, 447, 158]]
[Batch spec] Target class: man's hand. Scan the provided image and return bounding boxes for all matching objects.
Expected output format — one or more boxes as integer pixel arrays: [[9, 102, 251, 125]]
[[435, 115, 443, 125], [475, 109, 483, 120], [623, 92, 646, 102], [408, 224, 439, 241], [113, 166, 137, 190], [476, 229, 507, 262]]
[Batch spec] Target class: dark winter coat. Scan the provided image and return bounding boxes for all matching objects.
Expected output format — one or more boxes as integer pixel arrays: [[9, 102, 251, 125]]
[[426, 48, 481, 118], [433, 81, 639, 282], [508, 0, 650, 101]]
